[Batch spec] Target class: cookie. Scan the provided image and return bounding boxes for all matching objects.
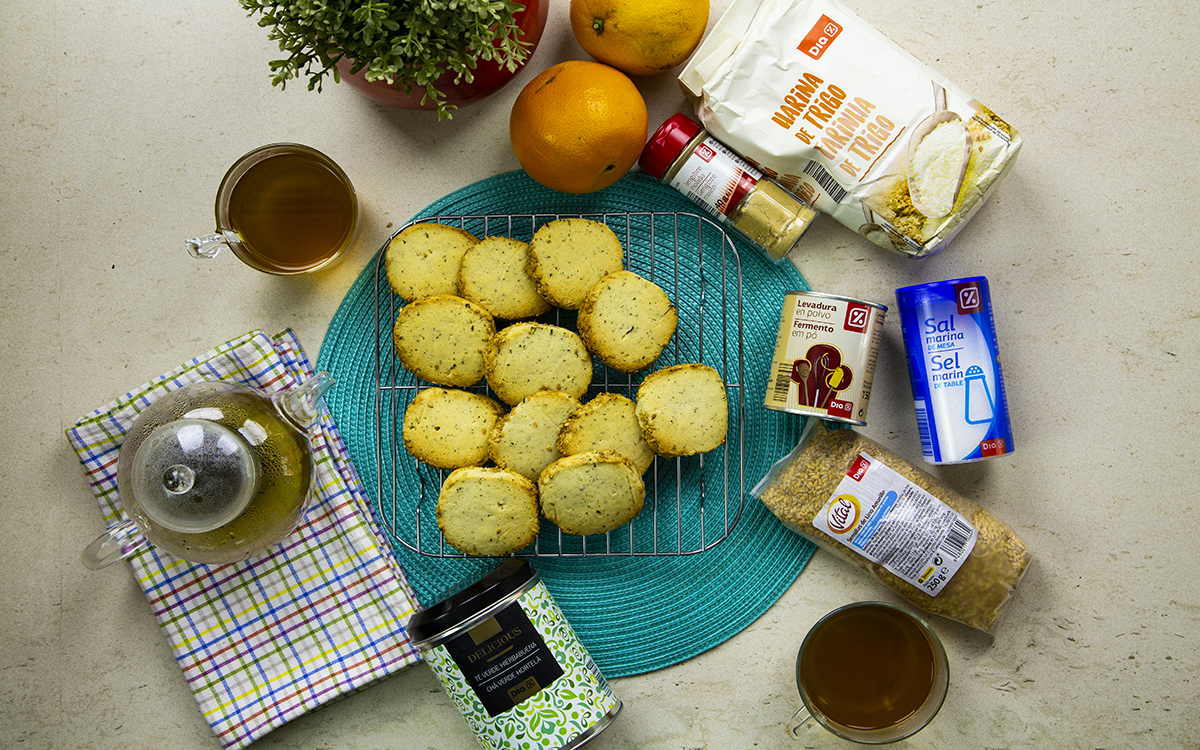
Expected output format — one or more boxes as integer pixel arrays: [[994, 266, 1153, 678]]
[[526, 218, 625, 309], [403, 387, 506, 470], [436, 467, 540, 556], [635, 363, 728, 457], [484, 322, 594, 406], [577, 270, 677, 373], [556, 392, 654, 474], [538, 450, 646, 536], [458, 236, 553, 320], [393, 294, 495, 387], [385, 223, 479, 301], [489, 390, 582, 480]]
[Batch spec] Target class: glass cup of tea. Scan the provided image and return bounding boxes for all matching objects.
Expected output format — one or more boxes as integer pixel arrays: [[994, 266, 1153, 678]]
[[787, 601, 949, 744], [185, 143, 359, 275]]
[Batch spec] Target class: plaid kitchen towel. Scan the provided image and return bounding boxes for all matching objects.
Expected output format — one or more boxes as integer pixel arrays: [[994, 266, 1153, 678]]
[[66, 329, 421, 749]]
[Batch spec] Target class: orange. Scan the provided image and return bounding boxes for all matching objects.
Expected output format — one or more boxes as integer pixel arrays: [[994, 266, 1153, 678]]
[[509, 60, 648, 194], [570, 0, 710, 77]]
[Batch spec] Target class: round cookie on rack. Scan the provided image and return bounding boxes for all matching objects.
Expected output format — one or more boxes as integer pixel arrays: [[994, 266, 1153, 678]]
[[557, 392, 654, 474], [403, 387, 506, 470], [484, 322, 594, 406], [393, 294, 495, 387], [436, 467, 540, 556], [538, 450, 646, 536], [636, 363, 729, 457], [489, 389, 582, 481], [578, 270, 677, 373], [526, 218, 625, 309], [458, 235, 553, 320], [385, 223, 479, 302]]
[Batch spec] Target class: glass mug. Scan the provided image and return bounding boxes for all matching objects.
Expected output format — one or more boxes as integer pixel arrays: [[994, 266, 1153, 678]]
[[787, 602, 949, 744], [186, 143, 359, 275]]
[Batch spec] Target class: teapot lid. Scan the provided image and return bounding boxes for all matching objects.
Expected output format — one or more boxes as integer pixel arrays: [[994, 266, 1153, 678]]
[[130, 419, 258, 534]]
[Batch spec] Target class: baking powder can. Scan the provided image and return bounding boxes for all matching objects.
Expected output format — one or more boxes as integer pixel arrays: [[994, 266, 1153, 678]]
[[896, 277, 1014, 464], [408, 560, 620, 750], [764, 290, 887, 425]]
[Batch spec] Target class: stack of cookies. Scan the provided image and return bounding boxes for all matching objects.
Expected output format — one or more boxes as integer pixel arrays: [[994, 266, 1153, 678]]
[[386, 218, 728, 556]]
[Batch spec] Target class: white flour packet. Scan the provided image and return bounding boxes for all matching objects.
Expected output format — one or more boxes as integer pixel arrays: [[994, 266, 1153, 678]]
[[680, 0, 1022, 257]]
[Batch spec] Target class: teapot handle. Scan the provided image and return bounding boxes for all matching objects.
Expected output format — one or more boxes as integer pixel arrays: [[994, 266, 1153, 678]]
[[81, 519, 149, 570]]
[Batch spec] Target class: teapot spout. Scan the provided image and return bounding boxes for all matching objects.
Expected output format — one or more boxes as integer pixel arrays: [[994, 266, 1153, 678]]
[[274, 371, 336, 431]]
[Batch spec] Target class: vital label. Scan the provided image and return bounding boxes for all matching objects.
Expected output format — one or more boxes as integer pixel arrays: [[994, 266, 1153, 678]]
[[896, 277, 1014, 464], [442, 603, 564, 717], [668, 136, 759, 221], [765, 290, 886, 425], [813, 452, 978, 596]]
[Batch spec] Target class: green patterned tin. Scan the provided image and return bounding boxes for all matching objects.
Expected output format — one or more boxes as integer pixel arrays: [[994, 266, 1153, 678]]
[[409, 560, 621, 750]]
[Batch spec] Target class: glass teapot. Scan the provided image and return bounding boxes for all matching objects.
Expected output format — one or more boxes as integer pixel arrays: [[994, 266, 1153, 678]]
[[81, 373, 335, 570]]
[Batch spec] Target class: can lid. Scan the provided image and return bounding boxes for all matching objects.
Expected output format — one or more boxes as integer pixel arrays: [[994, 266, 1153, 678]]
[[896, 275, 989, 298], [408, 559, 536, 645], [638, 113, 702, 180]]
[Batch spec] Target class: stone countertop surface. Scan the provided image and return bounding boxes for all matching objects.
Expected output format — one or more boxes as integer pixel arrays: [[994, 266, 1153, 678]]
[[2, 0, 1196, 748]]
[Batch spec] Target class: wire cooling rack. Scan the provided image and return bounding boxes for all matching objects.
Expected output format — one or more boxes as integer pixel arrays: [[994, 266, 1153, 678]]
[[371, 211, 749, 557]]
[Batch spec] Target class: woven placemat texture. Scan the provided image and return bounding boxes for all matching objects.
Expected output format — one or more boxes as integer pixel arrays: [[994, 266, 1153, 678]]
[[317, 171, 816, 677]]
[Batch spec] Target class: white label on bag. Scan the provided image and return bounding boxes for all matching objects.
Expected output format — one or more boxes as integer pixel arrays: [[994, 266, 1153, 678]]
[[669, 136, 761, 222], [813, 452, 977, 595]]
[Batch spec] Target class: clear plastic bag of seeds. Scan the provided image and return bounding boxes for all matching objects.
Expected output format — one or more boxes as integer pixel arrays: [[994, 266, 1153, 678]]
[[752, 420, 1031, 634]]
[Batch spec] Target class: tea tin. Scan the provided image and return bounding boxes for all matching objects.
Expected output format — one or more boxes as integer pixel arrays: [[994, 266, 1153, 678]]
[[408, 560, 620, 750], [764, 290, 887, 425], [896, 276, 1014, 464]]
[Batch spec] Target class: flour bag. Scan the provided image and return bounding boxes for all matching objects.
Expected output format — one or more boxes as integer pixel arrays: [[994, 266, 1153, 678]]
[[679, 0, 1022, 257]]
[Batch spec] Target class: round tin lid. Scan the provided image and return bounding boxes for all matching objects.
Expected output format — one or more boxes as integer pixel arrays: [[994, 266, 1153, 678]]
[[638, 113, 702, 180], [408, 559, 536, 645]]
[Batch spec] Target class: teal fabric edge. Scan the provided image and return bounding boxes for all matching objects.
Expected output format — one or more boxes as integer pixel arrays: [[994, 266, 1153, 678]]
[[317, 170, 816, 678]]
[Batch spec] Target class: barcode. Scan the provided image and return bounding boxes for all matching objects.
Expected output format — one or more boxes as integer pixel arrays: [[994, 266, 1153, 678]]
[[914, 400, 933, 456], [939, 518, 973, 560], [584, 654, 615, 698], [773, 363, 793, 402], [803, 160, 849, 204]]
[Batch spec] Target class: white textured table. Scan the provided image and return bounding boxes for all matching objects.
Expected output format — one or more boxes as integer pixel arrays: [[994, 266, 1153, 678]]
[[3, 0, 1196, 748]]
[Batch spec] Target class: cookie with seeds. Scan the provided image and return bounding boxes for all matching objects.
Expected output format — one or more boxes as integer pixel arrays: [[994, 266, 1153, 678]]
[[489, 390, 582, 480], [636, 363, 728, 457], [556, 392, 654, 474], [526, 218, 625, 309], [436, 467, 540, 556], [385, 223, 479, 301], [577, 270, 677, 373], [393, 294, 495, 387], [538, 450, 645, 536], [403, 387, 506, 470], [484, 322, 594, 406], [458, 236, 553, 320]]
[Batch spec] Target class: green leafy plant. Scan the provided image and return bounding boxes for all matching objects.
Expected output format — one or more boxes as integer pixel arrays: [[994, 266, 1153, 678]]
[[241, 0, 533, 119]]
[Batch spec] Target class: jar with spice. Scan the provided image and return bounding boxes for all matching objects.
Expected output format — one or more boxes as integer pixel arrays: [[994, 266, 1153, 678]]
[[639, 113, 818, 264]]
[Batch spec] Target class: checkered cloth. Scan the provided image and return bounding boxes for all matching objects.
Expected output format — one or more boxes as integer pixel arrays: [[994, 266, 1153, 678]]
[[66, 329, 421, 749]]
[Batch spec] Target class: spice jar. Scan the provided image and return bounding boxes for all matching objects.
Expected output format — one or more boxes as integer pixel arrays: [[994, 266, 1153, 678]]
[[408, 559, 621, 750], [639, 113, 818, 264]]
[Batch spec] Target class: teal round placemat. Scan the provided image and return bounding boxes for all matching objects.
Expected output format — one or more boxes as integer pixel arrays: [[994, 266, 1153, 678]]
[[317, 170, 815, 678]]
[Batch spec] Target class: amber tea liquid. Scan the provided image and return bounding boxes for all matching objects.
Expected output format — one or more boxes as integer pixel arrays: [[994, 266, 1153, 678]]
[[799, 603, 937, 732], [222, 145, 357, 274]]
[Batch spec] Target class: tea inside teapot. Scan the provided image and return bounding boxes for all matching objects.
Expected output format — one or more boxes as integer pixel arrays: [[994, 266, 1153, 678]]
[[82, 373, 333, 569]]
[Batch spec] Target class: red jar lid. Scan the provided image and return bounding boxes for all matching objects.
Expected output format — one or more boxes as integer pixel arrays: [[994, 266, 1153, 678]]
[[638, 113, 703, 180]]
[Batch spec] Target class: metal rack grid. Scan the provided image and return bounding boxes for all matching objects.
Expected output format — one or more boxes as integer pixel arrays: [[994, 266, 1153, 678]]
[[371, 210, 749, 557]]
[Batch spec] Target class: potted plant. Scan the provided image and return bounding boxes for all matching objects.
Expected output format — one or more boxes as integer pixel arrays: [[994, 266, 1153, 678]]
[[240, 0, 550, 119]]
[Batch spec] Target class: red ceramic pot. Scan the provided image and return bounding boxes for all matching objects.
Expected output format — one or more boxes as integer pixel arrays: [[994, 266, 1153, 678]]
[[335, 0, 549, 110]]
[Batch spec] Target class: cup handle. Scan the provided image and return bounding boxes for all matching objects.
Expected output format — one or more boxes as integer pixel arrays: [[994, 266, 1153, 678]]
[[184, 230, 238, 259], [785, 706, 821, 742], [81, 519, 148, 570]]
